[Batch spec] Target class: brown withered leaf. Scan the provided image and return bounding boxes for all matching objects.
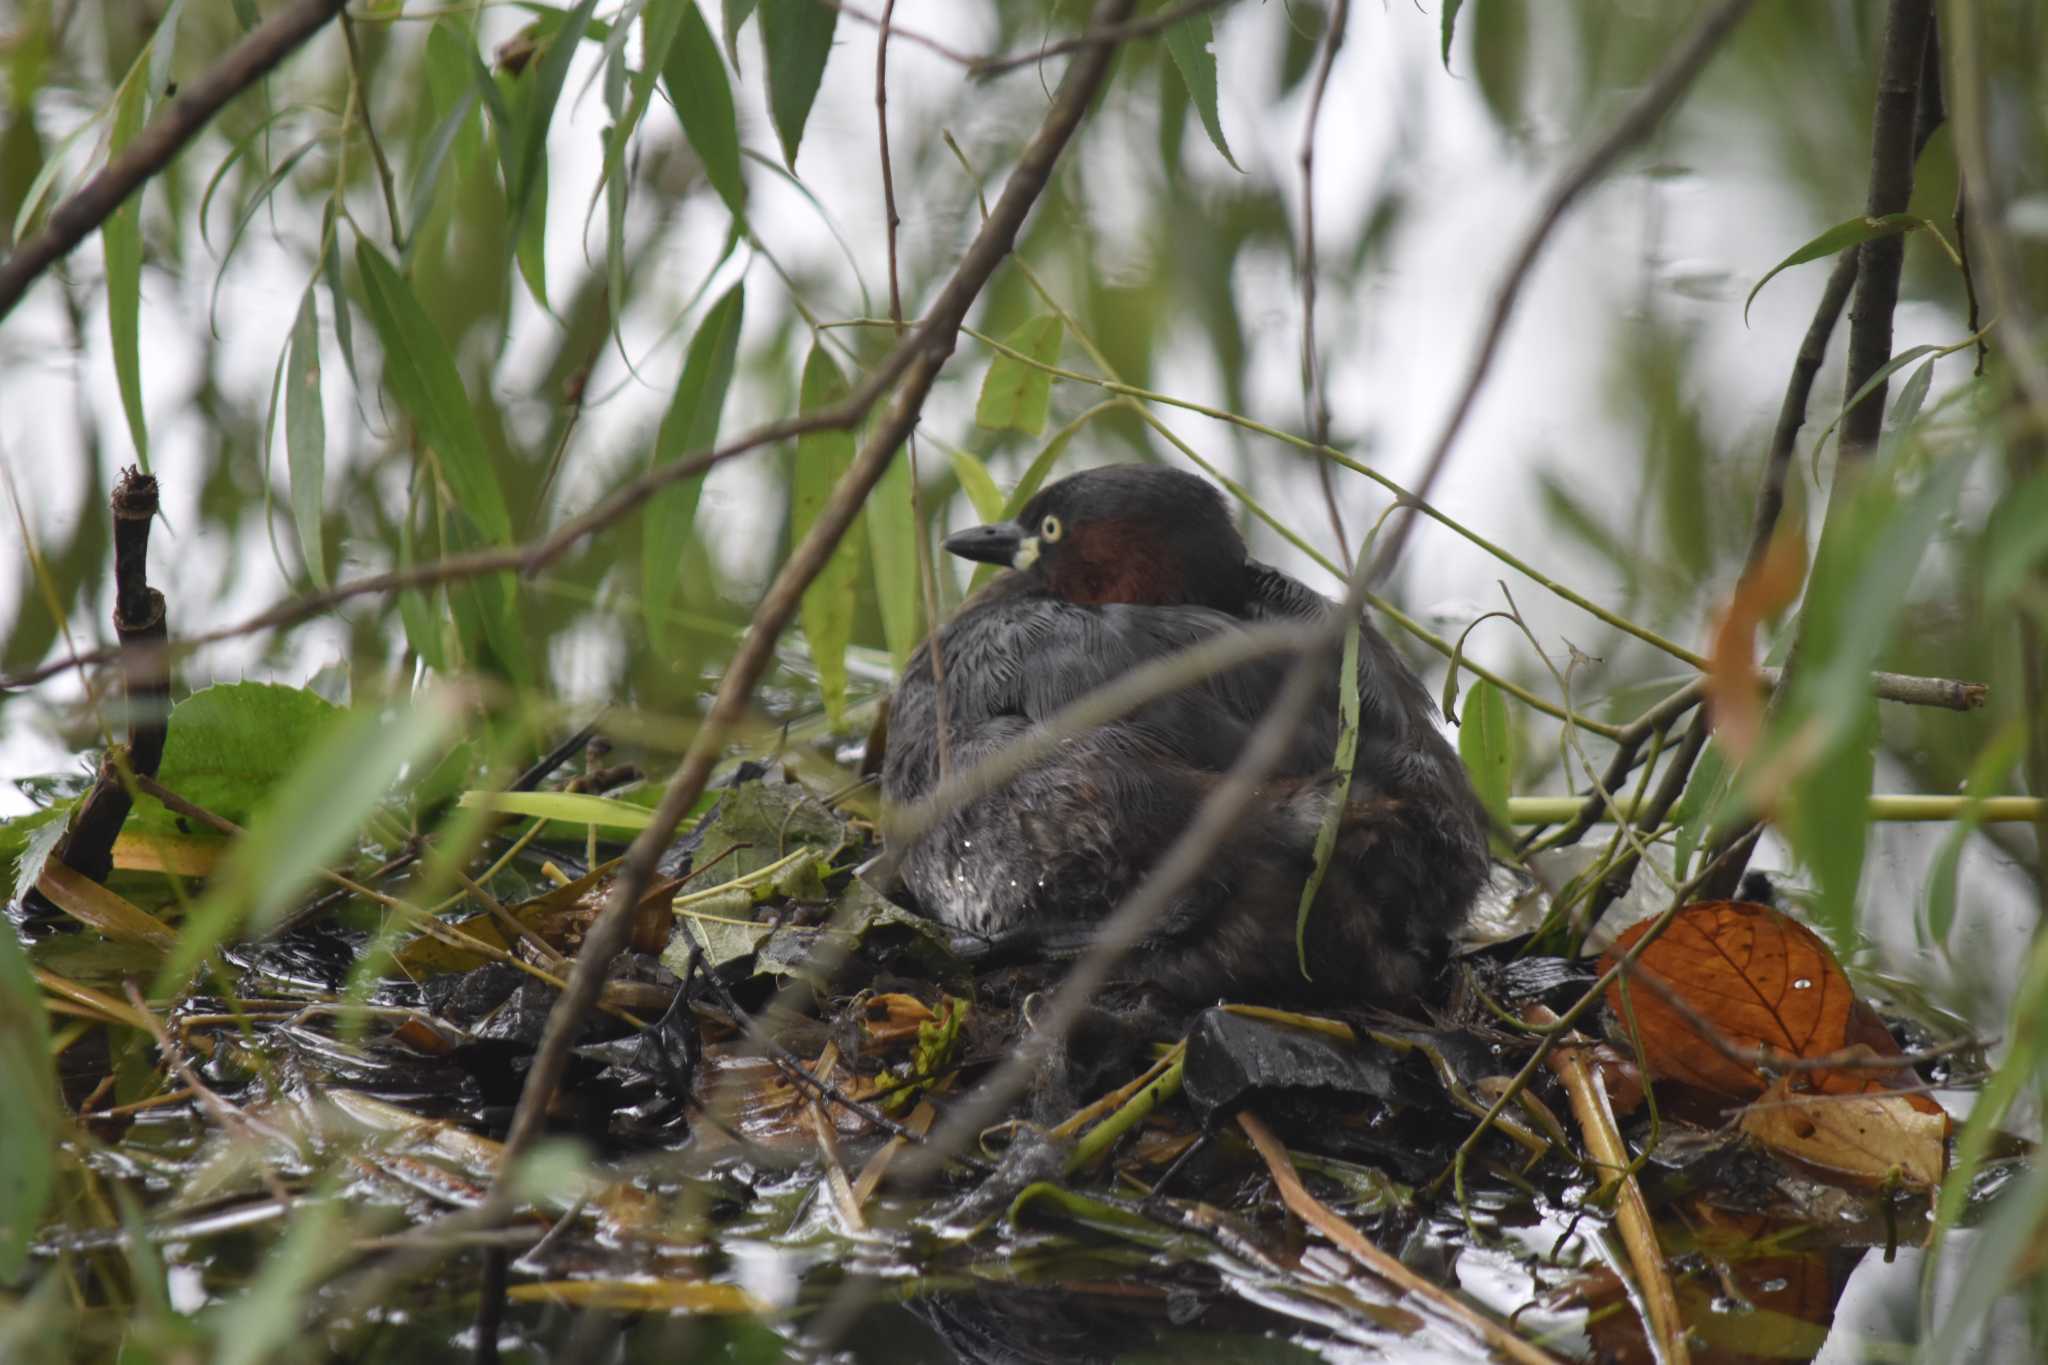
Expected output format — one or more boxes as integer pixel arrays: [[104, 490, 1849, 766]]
[[1600, 900, 1936, 1108], [1738, 1075, 1948, 1190]]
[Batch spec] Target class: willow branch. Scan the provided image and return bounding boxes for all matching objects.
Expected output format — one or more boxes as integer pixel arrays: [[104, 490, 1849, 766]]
[[0, 0, 348, 321]]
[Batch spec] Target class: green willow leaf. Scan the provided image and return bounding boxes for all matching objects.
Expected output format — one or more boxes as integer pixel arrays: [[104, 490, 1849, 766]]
[[975, 314, 1063, 434], [1457, 677, 1512, 826], [1163, 8, 1239, 171], [0, 913, 59, 1279], [1295, 596, 1364, 979], [948, 449, 1005, 524], [663, 0, 746, 219], [1441, 0, 1465, 68], [353, 242, 511, 542], [285, 289, 326, 586], [508, 0, 597, 234], [106, 76, 148, 468], [793, 346, 863, 724], [645, 284, 745, 653], [1743, 213, 1924, 325], [157, 695, 457, 991], [760, 0, 837, 166], [457, 789, 654, 829], [722, 0, 758, 68], [1924, 722, 2026, 945], [866, 447, 920, 671]]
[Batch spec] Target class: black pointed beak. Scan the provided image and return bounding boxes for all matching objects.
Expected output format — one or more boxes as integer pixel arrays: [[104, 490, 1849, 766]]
[[943, 520, 1028, 568]]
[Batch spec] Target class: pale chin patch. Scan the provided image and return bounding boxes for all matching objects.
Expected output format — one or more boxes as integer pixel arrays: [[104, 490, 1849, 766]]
[[1011, 536, 1041, 570]]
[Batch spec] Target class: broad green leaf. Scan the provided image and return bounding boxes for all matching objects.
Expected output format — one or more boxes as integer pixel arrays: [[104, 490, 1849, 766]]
[[1441, 0, 1465, 67], [457, 789, 654, 829], [158, 694, 458, 990], [866, 445, 921, 671], [106, 75, 148, 468], [948, 449, 1005, 524], [722, 0, 757, 67], [129, 682, 344, 837], [759, 0, 837, 166], [975, 313, 1064, 435], [0, 917, 59, 1279], [1457, 677, 1512, 825], [792, 346, 862, 725], [645, 284, 745, 652], [1744, 213, 1924, 325], [285, 288, 326, 586], [1163, 9, 1240, 172], [663, 0, 747, 218], [353, 241, 512, 542]]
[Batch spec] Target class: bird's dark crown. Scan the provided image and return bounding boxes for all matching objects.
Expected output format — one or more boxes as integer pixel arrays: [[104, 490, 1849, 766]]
[[950, 464, 1250, 610]]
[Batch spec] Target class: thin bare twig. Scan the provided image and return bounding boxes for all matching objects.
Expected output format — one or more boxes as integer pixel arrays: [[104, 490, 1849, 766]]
[[822, 0, 1239, 79], [340, 11, 404, 251], [0, 0, 348, 321]]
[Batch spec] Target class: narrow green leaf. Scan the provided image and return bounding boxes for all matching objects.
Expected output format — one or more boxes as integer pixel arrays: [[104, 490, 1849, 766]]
[[866, 447, 921, 671], [723, 0, 758, 67], [1744, 213, 1924, 325], [106, 76, 149, 468], [1163, 9, 1240, 171], [793, 346, 862, 724], [457, 789, 654, 829], [975, 314, 1064, 434], [515, 152, 551, 310], [157, 695, 457, 991], [1923, 722, 2026, 945], [1983, 472, 2048, 604], [353, 241, 511, 542], [663, 0, 747, 218], [0, 916, 59, 1279], [508, 0, 597, 235], [323, 237, 359, 392], [645, 284, 745, 652], [1295, 601, 1364, 978], [759, 0, 837, 167], [1457, 677, 1512, 824], [948, 449, 1006, 524], [395, 498, 448, 672], [402, 85, 481, 261], [285, 289, 327, 586], [1669, 739, 1728, 881], [1441, 0, 1465, 68], [1771, 449, 1975, 938], [208, 136, 321, 333]]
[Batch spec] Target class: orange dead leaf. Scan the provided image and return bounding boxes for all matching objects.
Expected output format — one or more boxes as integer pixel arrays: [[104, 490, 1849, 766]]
[[1706, 524, 1805, 762], [1600, 900, 1940, 1113]]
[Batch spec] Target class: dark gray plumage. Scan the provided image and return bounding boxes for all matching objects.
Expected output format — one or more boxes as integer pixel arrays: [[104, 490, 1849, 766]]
[[879, 465, 1490, 1007]]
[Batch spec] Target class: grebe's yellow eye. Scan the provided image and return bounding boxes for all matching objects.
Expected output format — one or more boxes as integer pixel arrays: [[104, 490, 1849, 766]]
[[1040, 514, 1063, 542]]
